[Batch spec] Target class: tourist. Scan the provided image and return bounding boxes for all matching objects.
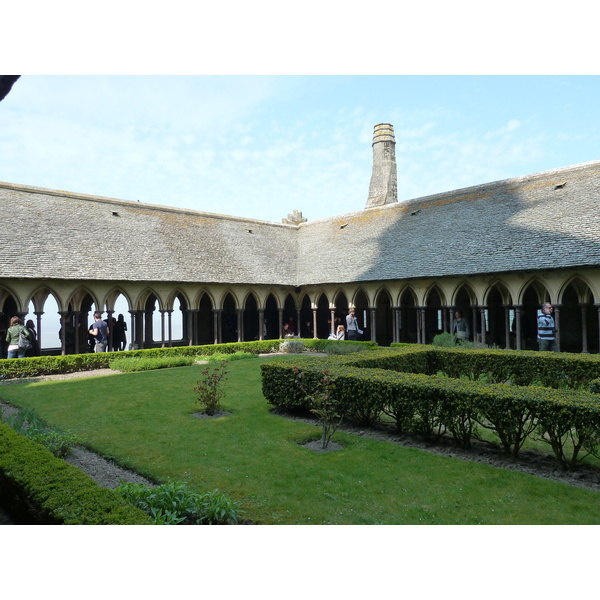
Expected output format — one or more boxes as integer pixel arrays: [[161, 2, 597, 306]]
[[113, 313, 128, 351], [328, 324, 345, 340], [346, 307, 362, 341], [537, 302, 558, 351], [453, 311, 470, 343], [89, 312, 110, 353], [5, 316, 33, 359], [25, 319, 40, 356]]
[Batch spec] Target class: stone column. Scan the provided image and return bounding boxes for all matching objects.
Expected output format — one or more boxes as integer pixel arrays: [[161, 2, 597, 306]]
[[479, 306, 487, 346], [366, 123, 398, 208], [580, 304, 588, 353], [369, 307, 377, 342], [58, 311, 69, 355], [330, 309, 336, 337], [107, 309, 114, 352], [312, 308, 318, 340], [186, 309, 198, 346], [278, 308, 284, 339], [258, 309, 265, 341], [236, 308, 244, 343], [34, 311, 43, 354], [503, 305, 511, 350], [553, 304, 561, 351], [513, 305, 523, 350], [213, 309, 222, 345]]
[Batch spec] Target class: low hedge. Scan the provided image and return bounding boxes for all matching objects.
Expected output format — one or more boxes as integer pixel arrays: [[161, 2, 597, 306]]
[[262, 348, 600, 471], [0, 422, 152, 524], [0, 339, 377, 380], [391, 344, 600, 389]]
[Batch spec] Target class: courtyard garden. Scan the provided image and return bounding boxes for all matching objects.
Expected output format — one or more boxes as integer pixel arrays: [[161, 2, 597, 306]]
[[1, 345, 600, 525]]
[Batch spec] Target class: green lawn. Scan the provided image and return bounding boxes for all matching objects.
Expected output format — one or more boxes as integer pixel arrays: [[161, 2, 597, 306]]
[[1, 355, 599, 525]]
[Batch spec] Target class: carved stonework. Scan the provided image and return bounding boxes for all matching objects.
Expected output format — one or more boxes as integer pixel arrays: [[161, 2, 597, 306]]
[[282, 209, 307, 225], [366, 123, 398, 208]]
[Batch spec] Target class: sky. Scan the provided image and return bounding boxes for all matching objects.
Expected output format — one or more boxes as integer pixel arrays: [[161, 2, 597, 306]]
[[1, 75, 600, 223]]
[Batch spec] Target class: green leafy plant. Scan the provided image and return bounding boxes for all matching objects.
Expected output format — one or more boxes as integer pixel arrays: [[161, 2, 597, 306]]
[[5, 407, 82, 458], [115, 480, 243, 525], [194, 360, 229, 415]]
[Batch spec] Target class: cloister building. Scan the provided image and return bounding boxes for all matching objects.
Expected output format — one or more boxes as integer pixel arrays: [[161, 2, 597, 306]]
[[1, 124, 600, 355]]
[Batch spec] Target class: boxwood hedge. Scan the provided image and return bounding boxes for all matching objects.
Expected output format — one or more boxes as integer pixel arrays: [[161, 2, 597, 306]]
[[0, 422, 151, 524], [262, 346, 600, 470]]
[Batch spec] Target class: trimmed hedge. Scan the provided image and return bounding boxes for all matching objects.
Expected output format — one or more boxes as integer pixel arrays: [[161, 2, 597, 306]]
[[0, 422, 152, 524], [262, 346, 600, 470], [0, 339, 377, 381]]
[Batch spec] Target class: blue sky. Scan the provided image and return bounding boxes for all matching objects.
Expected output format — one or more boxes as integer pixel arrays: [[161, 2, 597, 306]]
[[2, 75, 600, 223]]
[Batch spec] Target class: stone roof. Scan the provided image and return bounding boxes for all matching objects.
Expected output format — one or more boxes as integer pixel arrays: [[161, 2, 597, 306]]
[[2, 159, 600, 287], [0, 183, 298, 285], [296, 159, 600, 285]]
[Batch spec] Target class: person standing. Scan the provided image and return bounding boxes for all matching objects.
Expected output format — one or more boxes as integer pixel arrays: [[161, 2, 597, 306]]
[[346, 307, 363, 341], [89, 311, 110, 353], [5, 316, 32, 359], [453, 311, 470, 344], [25, 319, 40, 357], [537, 302, 558, 351]]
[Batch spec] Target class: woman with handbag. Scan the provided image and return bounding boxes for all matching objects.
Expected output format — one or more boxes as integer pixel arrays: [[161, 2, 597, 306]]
[[5, 316, 32, 359]]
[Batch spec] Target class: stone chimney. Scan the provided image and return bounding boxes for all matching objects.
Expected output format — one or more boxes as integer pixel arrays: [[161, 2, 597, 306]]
[[365, 123, 398, 208]]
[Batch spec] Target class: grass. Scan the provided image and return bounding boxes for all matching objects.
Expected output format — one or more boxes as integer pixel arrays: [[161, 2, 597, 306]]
[[1, 355, 599, 524]]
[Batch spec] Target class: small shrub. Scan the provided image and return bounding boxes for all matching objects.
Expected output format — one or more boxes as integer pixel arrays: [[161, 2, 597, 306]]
[[194, 360, 229, 415], [325, 342, 364, 355], [432, 332, 456, 347], [293, 367, 342, 449], [279, 339, 305, 354]]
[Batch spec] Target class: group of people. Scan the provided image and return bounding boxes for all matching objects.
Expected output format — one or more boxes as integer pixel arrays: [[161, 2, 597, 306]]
[[0, 303, 560, 359], [452, 304, 558, 352], [88, 312, 128, 353], [3, 316, 39, 359]]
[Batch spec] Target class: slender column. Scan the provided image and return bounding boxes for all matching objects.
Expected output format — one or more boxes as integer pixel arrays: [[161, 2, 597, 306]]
[[580, 304, 588, 353], [448, 306, 456, 338], [392, 307, 399, 343], [159, 310, 166, 347], [296, 308, 302, 337], [312, 308, 318, 340], [186, 309, 197, 346], [278, 308, 284, 339], [503, 305, 511, 350], [59, 311, 69, 355], [74, 312, 82, 354], [258, 309, 265, 341], [596, 303, 600, 354], [369, 307, 377, 342], [330, 309, 336, 336], [479, 306, 487, 346], [554, 304, 561, 351], [236, 308, 244, 343], [34, 311, 43, 353], [106, 310, 114, 352], [513, 305, 523, 350], [213, 309, 221, 345], [167, 310, 173, 347]]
